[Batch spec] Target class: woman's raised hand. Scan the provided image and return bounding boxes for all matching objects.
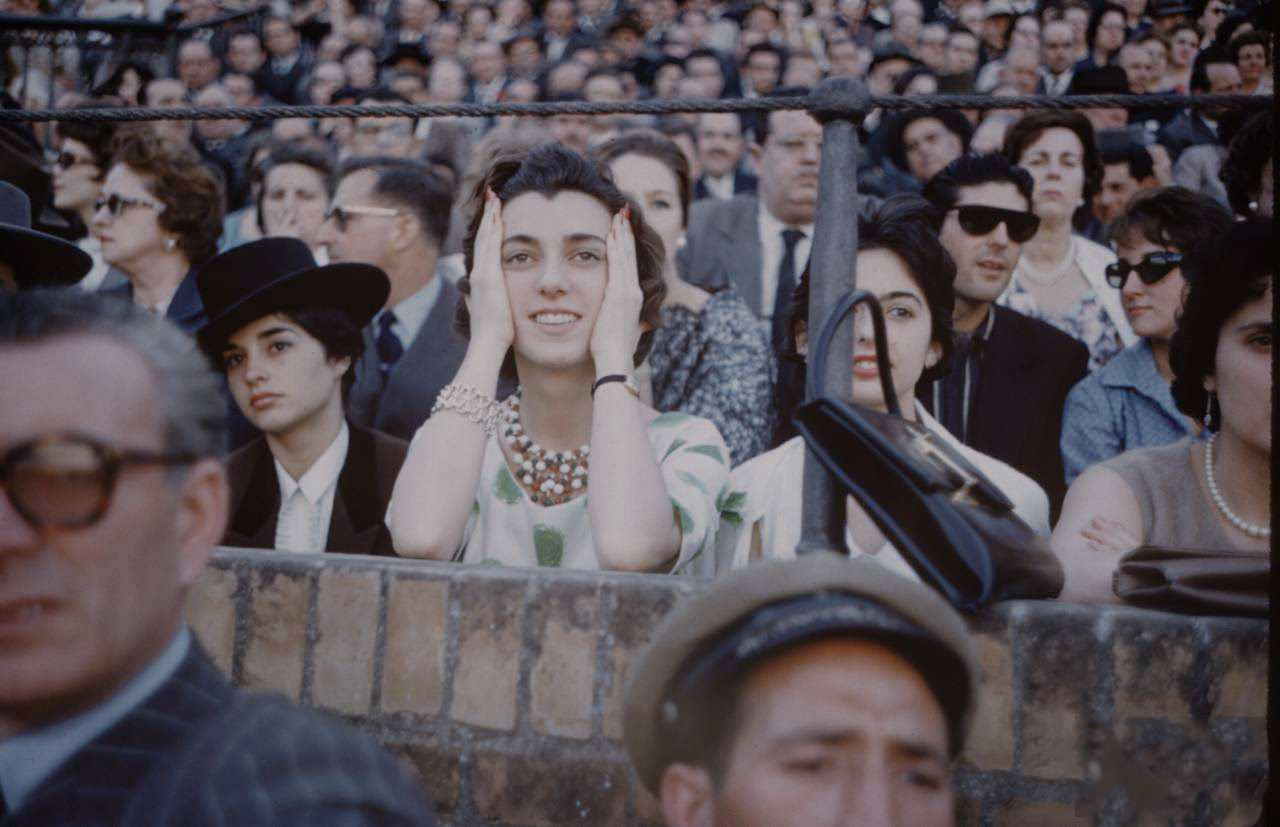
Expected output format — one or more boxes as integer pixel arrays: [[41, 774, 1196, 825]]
[[467, 188, 515, 353], [590, 206, 645, 375]]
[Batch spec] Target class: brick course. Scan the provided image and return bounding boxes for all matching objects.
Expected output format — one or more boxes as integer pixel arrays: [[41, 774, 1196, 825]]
[[189, 548, 1268, 826]]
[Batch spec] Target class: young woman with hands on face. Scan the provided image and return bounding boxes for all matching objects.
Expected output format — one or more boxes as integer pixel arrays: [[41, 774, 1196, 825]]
[[386, 144, 728, 573]]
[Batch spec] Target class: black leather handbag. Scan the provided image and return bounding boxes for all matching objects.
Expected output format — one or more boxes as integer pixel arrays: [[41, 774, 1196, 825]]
[[792, 289, 1064, 612], [1114, 546, 1269, 617]]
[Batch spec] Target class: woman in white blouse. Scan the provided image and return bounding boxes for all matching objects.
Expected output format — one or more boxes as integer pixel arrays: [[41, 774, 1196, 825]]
[[716, 197, 1050, 575]]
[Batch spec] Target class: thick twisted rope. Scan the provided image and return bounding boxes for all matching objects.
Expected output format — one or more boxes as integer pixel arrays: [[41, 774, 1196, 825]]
[[0, 92, 1269, 124]]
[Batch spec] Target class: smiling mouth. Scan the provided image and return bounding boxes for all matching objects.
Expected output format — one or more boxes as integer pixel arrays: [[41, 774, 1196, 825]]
[[852, 356, 883, 377], [532, 312, 579, 327]]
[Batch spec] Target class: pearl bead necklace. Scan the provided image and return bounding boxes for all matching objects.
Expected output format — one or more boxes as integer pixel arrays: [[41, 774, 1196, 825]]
[[501, 394, 589, 506], [1203, 434, 1270, 538], [1017, 237, 1076, 286]]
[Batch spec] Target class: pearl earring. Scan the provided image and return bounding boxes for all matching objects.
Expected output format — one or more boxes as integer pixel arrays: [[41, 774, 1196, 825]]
[[165, 238, 177, 251]]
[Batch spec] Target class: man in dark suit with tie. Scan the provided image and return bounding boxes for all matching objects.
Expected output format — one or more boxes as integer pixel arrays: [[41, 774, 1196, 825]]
[[680, 88, 820, 349], [316, 156, 467, 441], [691, 111, 758, 202], [0, 290, 438, 825], [917, 154, 1089, 519]]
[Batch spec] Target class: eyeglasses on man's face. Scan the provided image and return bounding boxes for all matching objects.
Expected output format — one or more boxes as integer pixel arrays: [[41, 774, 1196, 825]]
[[950, 205, 1040, 244], [53, 150, 96, 171], [0, 434, 194, 530], [323, 203, 402, 232], [1105, 250, 1183, 289], [93, 193, 166, 219]]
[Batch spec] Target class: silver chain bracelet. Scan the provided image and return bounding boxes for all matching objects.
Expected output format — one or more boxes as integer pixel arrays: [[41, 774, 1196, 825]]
[[430, 383, 503, 437]]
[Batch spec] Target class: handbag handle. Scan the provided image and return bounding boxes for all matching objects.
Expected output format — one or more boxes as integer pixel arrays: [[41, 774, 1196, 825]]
[[806, 289, 901, 417]]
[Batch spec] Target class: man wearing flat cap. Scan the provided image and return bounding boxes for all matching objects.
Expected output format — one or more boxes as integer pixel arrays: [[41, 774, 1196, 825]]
[[625, 552, 976, 826]]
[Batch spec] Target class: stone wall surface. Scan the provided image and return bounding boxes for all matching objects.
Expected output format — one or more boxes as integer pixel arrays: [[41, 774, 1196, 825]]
[[187, 548, 1269, 826]]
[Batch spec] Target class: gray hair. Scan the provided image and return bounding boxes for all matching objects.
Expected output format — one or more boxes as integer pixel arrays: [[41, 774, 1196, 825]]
[[0, 291, 226, 458]]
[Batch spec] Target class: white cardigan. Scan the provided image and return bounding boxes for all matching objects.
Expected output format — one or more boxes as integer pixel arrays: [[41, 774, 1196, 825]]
[[999, 234, 1138, 348], [714, 402, 1052, 576]]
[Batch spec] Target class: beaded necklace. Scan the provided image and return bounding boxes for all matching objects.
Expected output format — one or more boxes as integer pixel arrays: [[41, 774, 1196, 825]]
[[500, 394, 590, 506], [1203, 434, 1270, 538]]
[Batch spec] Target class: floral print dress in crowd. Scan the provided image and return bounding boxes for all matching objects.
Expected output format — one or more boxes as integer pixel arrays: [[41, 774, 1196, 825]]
[[646, 288, 775, 465], [456, 411, 729, 575], [1003, 279, 1125, 371]]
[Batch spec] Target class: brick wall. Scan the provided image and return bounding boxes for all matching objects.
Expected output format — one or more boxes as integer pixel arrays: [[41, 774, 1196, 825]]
[[187, 548, 1268, 826]]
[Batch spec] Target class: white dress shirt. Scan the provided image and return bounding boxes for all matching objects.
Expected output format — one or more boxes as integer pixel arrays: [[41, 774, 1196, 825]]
[[701, 172, 735, 200], [756, 202, 813, 319], [373, 273, 443, 354], [273, 422, 349, 553]]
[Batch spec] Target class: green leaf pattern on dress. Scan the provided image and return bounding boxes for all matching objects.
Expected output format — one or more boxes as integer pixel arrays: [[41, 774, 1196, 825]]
[[534, 524, 565, 567], [493, 463, 522, 505]]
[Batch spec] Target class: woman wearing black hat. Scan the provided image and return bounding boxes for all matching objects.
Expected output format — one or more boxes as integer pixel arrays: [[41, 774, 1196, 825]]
[[195, 237, 409, 556], [386, 143, 728, 573]]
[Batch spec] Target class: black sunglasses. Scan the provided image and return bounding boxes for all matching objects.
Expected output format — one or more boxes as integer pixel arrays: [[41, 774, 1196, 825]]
[[0, 434, 195, 529], [1105, 250, 1183, 289], [323, 203, 401, 232], [951, 205, 1040, 244], [93, 193, 166, 218], [53, 150, 95, 170]]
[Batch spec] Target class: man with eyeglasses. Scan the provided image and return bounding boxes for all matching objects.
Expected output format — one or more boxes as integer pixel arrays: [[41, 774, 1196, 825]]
[[0, 291, 438, 825], [347, 90, 420, 159], [315, 156, 473, 441], [919, 154, 1089, 519]]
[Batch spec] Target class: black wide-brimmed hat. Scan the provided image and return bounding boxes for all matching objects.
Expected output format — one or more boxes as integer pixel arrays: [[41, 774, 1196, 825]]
[[0, 180, 92, 288], [195, 236, 389, 357]]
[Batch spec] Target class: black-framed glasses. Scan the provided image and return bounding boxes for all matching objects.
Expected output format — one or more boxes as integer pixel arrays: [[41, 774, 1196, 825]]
[[950, 205, 1040, 244], [1105, 251, 1183, 289], [93, 193, 166, 218], [53, 150, 95, 170], [1, 434, 195, 529], [323, 203, 401, 231]]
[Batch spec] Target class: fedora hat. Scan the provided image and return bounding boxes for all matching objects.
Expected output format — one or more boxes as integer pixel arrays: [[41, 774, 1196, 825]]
[[195, 236, 389, 357], [0, 180, 92, 289], [623, 553, 978, 795]]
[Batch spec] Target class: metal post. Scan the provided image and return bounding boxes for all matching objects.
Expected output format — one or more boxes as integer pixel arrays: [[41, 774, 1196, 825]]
[[796, 76, 870, 556]]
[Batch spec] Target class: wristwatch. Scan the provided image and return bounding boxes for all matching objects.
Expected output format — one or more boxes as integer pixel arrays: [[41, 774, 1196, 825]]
[[592, 373, 640, 398]]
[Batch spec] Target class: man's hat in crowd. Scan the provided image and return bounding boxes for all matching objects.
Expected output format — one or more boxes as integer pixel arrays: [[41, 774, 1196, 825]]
[[886, 108, 974, 173], [0, 180, 92, 289], [1148, 0, 1195, 17], [624, 552, 978, 795], [195, 236, 389, 358], [1067, 65, 1130, 96]]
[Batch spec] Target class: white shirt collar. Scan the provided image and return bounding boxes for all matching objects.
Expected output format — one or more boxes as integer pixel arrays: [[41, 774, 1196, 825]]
[[703, 171, 735, 200], [274, 421, 349, 506], [377, 270, 442, 347], [0, 628, 190, 811], [757, 199, 813, 239]]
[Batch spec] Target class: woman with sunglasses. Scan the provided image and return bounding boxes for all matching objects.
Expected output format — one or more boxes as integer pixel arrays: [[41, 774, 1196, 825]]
[[386, 143, 728, 573], [1060, 187, 1234, 485], [715, 197, 1050, 574], [1054, 220, 1271, 603], [50, 100, 129, 292], [1001, 110, 1136, 370], [95, 129, 224, 334]]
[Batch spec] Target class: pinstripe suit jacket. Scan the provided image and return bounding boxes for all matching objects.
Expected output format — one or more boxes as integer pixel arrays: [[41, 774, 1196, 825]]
[[5, 641, 437, 827]]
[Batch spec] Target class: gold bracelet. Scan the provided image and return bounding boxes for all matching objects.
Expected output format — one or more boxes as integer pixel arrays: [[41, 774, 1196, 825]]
[[430, 383, 503, 436]]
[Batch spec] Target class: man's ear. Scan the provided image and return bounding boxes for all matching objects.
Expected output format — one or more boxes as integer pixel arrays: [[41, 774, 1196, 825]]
[[659, 763, 717, 827], [174, 458, 230, 587], [389, 211, 421, 253]]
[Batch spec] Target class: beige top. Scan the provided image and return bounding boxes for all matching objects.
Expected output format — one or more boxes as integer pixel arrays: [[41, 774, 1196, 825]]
[[1102, 439, 1235, 550]]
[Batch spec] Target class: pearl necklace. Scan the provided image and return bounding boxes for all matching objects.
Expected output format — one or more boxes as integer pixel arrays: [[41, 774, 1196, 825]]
[[1203, 434, 1270, 538], [1018, 237, 1076, 286], [501, 394, 589, 506]]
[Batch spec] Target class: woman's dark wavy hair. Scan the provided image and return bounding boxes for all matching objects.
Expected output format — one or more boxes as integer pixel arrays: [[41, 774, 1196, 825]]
[[1169, 219, 1273, 432], [456, 142, 667, 380], [1003, 109, 1103, 201], [1085, 3, 1127, 53], [54, 99, 130, 178], [1220, 110, 1273, 218], [773, 195, 957, 442], [593, 128, 693, 229], [1106, 185, 1233, 254], [109, 129, 225, 268], [254, 141, 337, 235]]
